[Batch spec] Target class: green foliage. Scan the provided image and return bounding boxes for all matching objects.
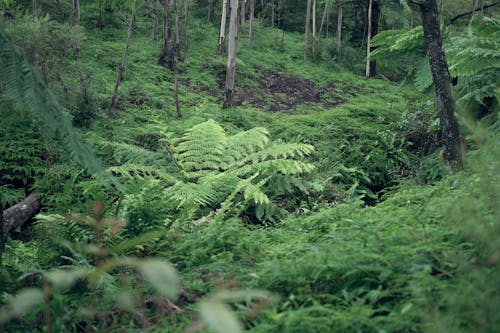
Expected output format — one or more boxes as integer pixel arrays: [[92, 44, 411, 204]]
[[447, 16, 500, 105]]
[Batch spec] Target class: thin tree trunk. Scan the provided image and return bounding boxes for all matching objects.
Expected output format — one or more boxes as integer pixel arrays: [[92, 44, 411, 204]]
[[240, 0, 246, 33], [184, 0, 190, 61], [418, 0, 462, 170], [158, 0, 171, 67], [248, 0, 255, 48], [304, 0, 311, 59], [74, 0, 81, 59], [365, 0, 373, 78], [271, 0, 275, 28], [312, 0, 316, 56], [439, 0, 444, 27], [280, 0, 286, 49], [472, 0, 478, 20], [318, 0, 329, 52], [108, 6, 136, 116], [218, 0, 228, 54], [337, 0, 343, 57], [369, 1, 379, 76], [224, 0, 239, 108], [208, 0, 213, 21], [173, 0, 182, 118], [32, 0, 37, 18]]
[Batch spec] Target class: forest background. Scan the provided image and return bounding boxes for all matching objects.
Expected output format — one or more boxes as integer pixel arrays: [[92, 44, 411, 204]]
[[0, 0, 498, 332]]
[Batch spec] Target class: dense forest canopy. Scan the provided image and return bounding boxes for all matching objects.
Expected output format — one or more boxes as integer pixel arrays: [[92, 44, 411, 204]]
[[0, 0, 498, 332]]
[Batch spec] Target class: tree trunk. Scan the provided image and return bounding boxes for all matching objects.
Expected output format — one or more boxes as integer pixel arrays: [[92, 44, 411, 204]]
[[224, 0, 239, 108], [218, 0, 228, 54], [304, 0, 311, 60], [317, 0, 329, 52], [337, 0, 343, 57], [173, 0, 182, 118], [108, 6, 136, 116], [0, 192, 41, 259], [271, 0, 275, 28], [365, 0, 373, 78], [32, 0, 37, 18], [248, 0, 255, 48], [419, 0, 462, 170], [184, 0, 190, 61], [74, 0, 81, 59], [158, 0, 171, 67], [208, 0, 213, 22], [369, 1, 379, 76], [240, 0, 246, 33]]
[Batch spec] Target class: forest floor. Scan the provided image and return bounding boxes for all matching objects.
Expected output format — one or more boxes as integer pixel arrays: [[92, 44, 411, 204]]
[[1, 15, 498, 333]]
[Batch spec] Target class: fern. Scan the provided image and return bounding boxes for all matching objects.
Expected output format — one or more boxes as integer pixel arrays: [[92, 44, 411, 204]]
[[0, 22, 107, 180], [447, 16, 500, 104]]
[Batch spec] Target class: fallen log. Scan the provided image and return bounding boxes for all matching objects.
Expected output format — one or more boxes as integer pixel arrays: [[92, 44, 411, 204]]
[[0, 191, 41, 258]]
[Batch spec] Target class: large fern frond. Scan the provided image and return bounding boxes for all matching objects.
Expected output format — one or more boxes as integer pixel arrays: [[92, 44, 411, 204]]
[[0, 22, 107, 180]]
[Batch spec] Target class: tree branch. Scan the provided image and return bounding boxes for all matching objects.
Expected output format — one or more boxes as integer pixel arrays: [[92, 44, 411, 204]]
[[0, 191, 41, 258], [448, 2, 499, 24]]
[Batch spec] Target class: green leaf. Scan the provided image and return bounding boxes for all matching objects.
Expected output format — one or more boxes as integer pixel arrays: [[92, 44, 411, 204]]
[[0, 288, 44, 325], [45, 268, 89, 289], [199, 300, 243, 333], [136, 259, 180, 300]]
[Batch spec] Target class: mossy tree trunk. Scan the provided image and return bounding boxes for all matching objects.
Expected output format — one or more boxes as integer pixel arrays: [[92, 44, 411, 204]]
[[411, 0, 463, 170], [223, 0, 239, 108]]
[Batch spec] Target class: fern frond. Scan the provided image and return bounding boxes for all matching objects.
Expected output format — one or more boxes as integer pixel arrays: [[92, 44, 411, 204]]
[[0, 22, 109, 182]]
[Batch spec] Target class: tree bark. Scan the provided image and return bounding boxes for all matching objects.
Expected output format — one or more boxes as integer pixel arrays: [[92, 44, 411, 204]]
[[304, 0, 311, 60], [271, 0, 276, 28], [365, 0, 373, 78], [0, 192, 41, 259], [158, 0, 171, 67], [337, 0, 343, 57], [218, 0, 228, 54], [240, 0, 246, 33], [184, 0, 190, 61], [369, 1, 379, 76], [224, 0, 239, 108], [108, 5, 136, 116], [173, 0, 182, 118], [73, 0, 81, 59], [418, 0, 462, 170], [317, 0, 329, 52], [248, 0, 255, 48]]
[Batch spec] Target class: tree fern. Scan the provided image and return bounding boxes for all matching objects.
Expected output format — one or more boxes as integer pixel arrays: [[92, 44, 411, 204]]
[[447, 16, 500, 105], [0, 22, 107, 180]]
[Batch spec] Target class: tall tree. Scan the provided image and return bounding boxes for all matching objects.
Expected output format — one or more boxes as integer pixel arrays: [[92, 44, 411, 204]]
[[158, 0, 171, 66], [365, 0, 373, 78], [108, 1, 136, 116], [184, 0, 190, 61], [410, 0, 462, 170], [224, 0, 238, 108], [304, 0, 312, 59], [173, 0, 182, 118], [248, 0, 255, 48], [337, 0, 343, 56], [73, 0, 81, 59], [218, 0, 228, 54], [369, 0, 380, 76], [240, 0, 246, 32]]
